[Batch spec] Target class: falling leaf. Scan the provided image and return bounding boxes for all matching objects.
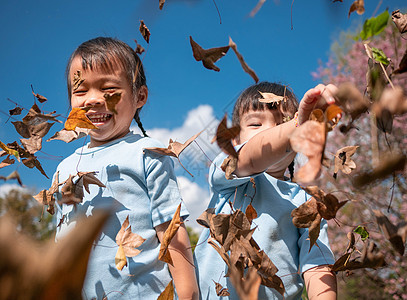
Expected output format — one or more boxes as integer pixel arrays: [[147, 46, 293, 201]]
[[73, 70, 85, 91], [325, 104, 343, 130], [22, 155, 48, 178], [335, 83, 370, 120], [12, 121, 54, 139], [59, 174, 83, 205], [189, 36, 230, 72], [345, 232, 356, 253], [357, 10, 389, 40], [371, 47, 390, 65], [0, 170, 23, 186], [229, 37, 259, 83], [115, 215, 146, 270], [31, 91, 47, 103], [353, 153, 406, 187], [391, 9, 407, 34], [393, 48, 407, 75], [0, 141, 20, 161], [0, 156, 15, 169], [353, 225, 369, 241], [245, 204, 258, 224], [76, 171, 105, 193], [134, 39, 145, 55], [47, 128, 89, 143], [21, 136, 42, 154], [22, 103, 61, 125], [212, 114, 240, 158], [229, 266, 262, 300], [333, 146, 358, 178], [9, 106, 23, 116], [258, 91, 284, 104], [144, 131, 202, 177], [290, 121, 326, 183], [159, 204, 182, 266], [373, 210, 406, 256], [221, 155, 238, 180], [348, 0, 364, 18], [139, 20, 150, 43], [157, 280, 174, 300], [213, 280, 230, 297], [64, 107, 98, 131], [103, 92, 121, 114], [159, 0, 166, 10], [249, 0, 266, 17]]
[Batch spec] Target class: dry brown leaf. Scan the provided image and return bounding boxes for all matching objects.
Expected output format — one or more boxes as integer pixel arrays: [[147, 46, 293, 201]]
[[134, 39, 145, 55], [159, 0, 166, 10], [47, 128, 89, 143], [139, 20, 150, 43], [353, 153, 406, 187], [73, 70, 85, 91], [20, 136, 42, 154], [348, 0, 364, 17], [12, 121, 54, 139], [64, 107, 98, 131], [0, 170, 23, 186], [22, 103, 61, 126], [159, 203, 182, 266], [245, 204, 258, 225], [373, 86, 407, 117], [249, 0, 266, 17], [9, 106, 23, 116], [392, 9, 407, 34], [258, 91, 284, 104], [304, 186, 348, 220], [393, 48, 407, 75], [336, 83, 370, 120], [22, 155, 48, 178], [334, 145, 358, 178], [345, 232, 356, 253], [77, 171, 105, 193], [221, 155, 238, 180], [290, 120, 326, 183], [291, 197, 320, 228], [213, 280, 230, 297], [32, 91, 47, 103], [212, 114, 240, 158], [190, 36, 230, 72], [115, 215, 146, 270], [158, 280, 174, 300], [229, 37, 259, 83], [104, 92, 121, 114], [373, 210, 406, 256], [0, 156, 15, 169]]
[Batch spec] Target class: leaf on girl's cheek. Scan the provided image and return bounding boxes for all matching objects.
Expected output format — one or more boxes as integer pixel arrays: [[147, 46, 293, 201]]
[[229, 37, 259, 83], [104, 92, 121, 114], [212, 114, 240, 158], [157, 280, 174, 300], [391, 9, 407, 34], [159, 204, 182, 266], [189, 36, 230, 72], [64, 107, 98, 131], [139, 20, 150, 43], [348, 0, 364, 18], [72, 70, 85, 91]]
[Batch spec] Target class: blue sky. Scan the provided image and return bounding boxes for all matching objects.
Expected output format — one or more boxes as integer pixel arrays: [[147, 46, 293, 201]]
[[0, 0, 405, 229]]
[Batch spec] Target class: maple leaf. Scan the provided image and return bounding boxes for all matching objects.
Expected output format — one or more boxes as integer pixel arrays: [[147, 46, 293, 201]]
[[134, 39, 145, 55], [229, 37, 259, 83], [0, 211, 108, 299], [72, 70, 85, 91], [348, 0, 364, 18], [103, 92, 121, 114], [139, 20, 150, 43], [189, 36, 230, 72], [157, 280, 174, 300], [290, 120, 326, 183], [258, 91, 284, 104], [159, 0, 166, 10], [22, 103, 61, 125], [212, 114, 240, 158], [353, 153, 406, 187], [47, 128, 89, 143], [144, 131, 202, 177], [115, 215, 146, 270], [335, 83, 370, 120], [333, 145, 358, 178], [158, 203, 182, 266], [76, 171, 105, 193], [9, 106, 23, 116], [373, 210, 407, 256], [213, 280, 230, 296], [64, 107, 98, 131], [0, 170, 23, 186], [392, 9, 407, 34], [0, 155, 15, 169]]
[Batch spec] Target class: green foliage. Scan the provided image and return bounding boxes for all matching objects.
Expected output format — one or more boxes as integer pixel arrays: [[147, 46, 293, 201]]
[[357, 10, 389, 40], [371, 47, 390, 65], [353, 226, 369, 241], [186, 226, 200, 253], [0, 188, 55, 241]]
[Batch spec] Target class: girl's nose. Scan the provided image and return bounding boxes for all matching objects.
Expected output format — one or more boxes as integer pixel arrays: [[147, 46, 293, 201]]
[[84, 91, 104, 107]]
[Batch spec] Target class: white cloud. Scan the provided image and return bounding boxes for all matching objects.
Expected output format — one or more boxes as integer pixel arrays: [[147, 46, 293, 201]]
[[0, 183, 29, 198], [177, 176, 210, 232]]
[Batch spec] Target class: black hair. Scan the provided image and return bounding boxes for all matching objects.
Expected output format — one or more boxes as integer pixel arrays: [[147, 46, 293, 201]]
[[232, 81, 299, 127], [66, 37, 148, 137]]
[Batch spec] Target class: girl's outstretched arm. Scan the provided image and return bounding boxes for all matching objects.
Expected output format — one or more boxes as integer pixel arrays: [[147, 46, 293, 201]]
[[155, 222, 199, 300], [303, 265, 337, 299], [235, 84, 338, 178]]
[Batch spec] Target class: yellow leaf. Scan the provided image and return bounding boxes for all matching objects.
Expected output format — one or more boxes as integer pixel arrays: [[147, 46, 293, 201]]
[[0, 141, 20, 162], [157, 280, 174, 300], [158, 204, 182, 266], [64, 107, 98, 131], [115, 243, 127, 271]]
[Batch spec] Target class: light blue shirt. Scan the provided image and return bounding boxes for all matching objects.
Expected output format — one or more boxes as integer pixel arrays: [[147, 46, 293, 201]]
[[194, 150, 335, 300], [55, 132, 188, 299]]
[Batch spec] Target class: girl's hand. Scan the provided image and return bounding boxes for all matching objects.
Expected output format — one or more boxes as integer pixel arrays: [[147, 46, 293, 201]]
[[297, 84, 338, 125]]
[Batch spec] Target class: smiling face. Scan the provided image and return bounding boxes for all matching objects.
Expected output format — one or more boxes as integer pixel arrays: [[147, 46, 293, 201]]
[[69, 55, 147, 147], [235, 108, 283, 145]]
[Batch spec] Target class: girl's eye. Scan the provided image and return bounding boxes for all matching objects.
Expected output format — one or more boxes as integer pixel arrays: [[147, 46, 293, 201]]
[[249, 123, 261, 127], [73, 90, 87, 95], [102, 87, 117, 91]]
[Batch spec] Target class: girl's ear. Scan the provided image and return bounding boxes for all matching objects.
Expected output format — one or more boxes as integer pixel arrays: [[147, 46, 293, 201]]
[[135, 85, 148, 109]]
